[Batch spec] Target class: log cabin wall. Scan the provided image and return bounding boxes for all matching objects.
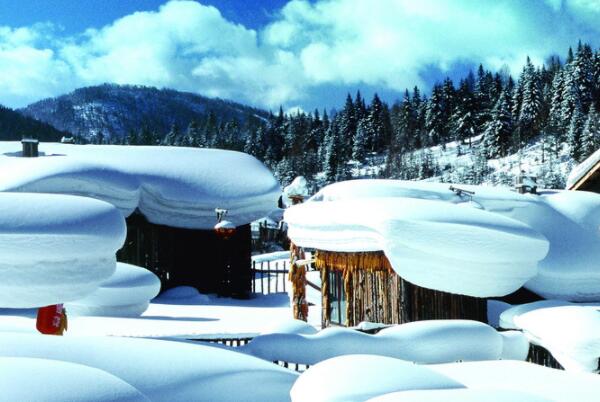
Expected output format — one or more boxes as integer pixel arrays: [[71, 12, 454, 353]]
[[117, 212, 252, 298], [316, 250, 487, 327]]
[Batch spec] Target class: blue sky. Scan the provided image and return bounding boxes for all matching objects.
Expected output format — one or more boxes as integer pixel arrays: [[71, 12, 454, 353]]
[[0, 0, 599, 112]]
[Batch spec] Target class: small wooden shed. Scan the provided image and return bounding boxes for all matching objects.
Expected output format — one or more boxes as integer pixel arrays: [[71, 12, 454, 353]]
[[315, 250, 487, 328], [117, 212, 252, 298]]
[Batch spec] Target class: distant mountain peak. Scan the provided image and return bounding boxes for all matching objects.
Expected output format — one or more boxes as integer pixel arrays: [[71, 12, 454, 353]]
[[19, 84, 269, 140]]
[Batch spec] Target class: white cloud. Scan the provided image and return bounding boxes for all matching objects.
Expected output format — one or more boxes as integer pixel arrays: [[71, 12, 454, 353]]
[[0, 0, 598, 109]]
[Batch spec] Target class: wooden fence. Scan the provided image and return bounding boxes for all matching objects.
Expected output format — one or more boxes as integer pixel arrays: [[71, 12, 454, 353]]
[[251, 260, 289, 294]]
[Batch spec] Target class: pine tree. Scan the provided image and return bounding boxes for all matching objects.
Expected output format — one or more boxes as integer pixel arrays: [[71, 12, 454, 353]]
[[581, 105, 600, 159], [568, 106, 585, 161], [339, 94, 357, 160], [517, 57, 542, 144], [163, 123, 179, 145], [352, 119, 368, 161], [450, 78, 477, 146], [323, 123, 340, 184], [424, 85, 445, 146], [482, 90, 513, 158]]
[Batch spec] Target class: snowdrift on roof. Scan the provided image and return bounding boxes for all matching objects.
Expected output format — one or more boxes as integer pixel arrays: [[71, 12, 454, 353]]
[[0, 332, 298, 402], [286, 190, 548, 298], [66, 262, 161, 317], [0, 192, 126, 308], [566, 147, 600, 189], [0, 142, 280, 229], [287, 179, 600, 300]]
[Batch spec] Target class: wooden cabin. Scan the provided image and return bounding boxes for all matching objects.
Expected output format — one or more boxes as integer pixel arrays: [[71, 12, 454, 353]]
[[314, 250, 487, 328], [117, 212, 252, 298], [568, 159, 600, 193], [568, 154, 600, 192]]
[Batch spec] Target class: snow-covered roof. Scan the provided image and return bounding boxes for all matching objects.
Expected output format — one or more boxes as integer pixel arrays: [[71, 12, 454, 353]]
[[0, 142, 280, 229], [566, 148, 600, 189], [285, 179, 600, 300], [0, 192, 126, 308]]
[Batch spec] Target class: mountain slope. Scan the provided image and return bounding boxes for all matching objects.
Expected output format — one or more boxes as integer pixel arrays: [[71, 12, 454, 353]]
[[0, 105, 68, 142], [20, 84, 269, 140]]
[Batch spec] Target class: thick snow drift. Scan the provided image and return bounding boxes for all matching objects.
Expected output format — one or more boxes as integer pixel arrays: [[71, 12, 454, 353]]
[[243, 320, 514, 365], [0, 142, 280, 229], [0, 332, 298, 402], [290, 354, 464, 402], [366, 389, 552, 402], [501, 302, 600, 372], [1, 356, 150, 402], [430, 360, 600, 401], [66, 262, 161, 317], [282, 176, 310, 207], [286, 179, 600, 300], [292, 355, 600, 402], [0, 192, 126, 308]]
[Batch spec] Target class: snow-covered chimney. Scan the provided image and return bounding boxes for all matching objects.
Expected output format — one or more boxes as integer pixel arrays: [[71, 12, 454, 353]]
[[21, 138, 39, 157]]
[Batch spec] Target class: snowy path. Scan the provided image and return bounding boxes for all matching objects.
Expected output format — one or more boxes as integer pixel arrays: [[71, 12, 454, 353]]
[[0, 292, 321, 339]]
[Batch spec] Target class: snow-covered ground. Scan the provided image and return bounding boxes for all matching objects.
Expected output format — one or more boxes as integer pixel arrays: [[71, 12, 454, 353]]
[[0, 290, 320, 339]]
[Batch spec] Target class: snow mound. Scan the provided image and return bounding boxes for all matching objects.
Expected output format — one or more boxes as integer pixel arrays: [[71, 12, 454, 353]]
[[366, 389, 552, 402], [0, 332, 298, 402], [66, 263, 161, 317], [503, 302, 600, 372], [499, 331, 530, 361], [261, 319, 318, 335], [243, 320, 508, 365], [290, 354, 464, 402], [0, 192, 126, 308], [155, 286, 211, 303], [286, 194, 548, 297], [0, 143, 280, 229], [520, 191, 600, 301], [430, 360, 600, 401], [1, 356, 149, 402], [289, 179, 600, 300], [498, 300, 572, 329], [282, 176, 310, 207]]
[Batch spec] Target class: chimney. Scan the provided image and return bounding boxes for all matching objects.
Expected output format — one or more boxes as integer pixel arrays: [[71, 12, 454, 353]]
[[21, 138, 39, 157]]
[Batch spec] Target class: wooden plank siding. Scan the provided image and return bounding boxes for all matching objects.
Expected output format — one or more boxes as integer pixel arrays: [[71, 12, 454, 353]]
[[117, 212, 252, 298], [316, 250, 487, 327]]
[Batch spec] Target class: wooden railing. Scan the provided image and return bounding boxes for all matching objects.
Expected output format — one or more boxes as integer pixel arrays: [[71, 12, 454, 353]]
[[251, 260, 289, 294]]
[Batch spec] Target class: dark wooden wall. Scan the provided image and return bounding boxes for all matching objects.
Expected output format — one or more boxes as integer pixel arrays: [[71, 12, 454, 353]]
[[117, 213, 252, 298], [317, 251, 487, 327]]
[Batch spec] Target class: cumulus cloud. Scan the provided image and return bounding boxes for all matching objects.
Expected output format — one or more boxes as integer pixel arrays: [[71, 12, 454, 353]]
[[0, 0, 599, 109]]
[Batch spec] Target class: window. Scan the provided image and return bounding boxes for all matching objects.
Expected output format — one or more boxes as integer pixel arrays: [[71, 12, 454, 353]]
[[328, 270, 346, 325]]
